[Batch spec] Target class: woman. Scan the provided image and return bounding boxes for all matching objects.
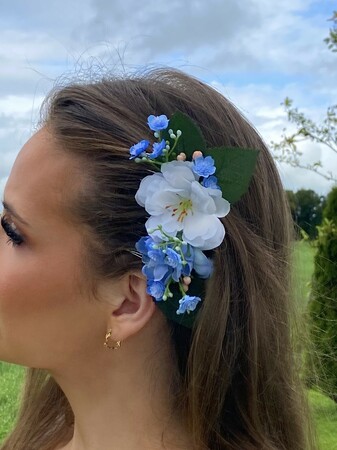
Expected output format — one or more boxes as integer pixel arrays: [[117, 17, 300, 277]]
[[0, 68, 315, 449]]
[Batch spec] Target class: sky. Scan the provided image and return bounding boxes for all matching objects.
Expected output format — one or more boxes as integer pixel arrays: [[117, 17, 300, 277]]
[[0, 0, 336, 200]]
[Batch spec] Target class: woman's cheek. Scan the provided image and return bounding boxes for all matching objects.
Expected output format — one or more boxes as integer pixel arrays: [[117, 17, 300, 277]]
[[0, 248, 71, 366]]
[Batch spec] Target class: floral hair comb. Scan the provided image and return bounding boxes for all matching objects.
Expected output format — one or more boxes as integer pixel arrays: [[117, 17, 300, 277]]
[[129, 112, 259, 328]]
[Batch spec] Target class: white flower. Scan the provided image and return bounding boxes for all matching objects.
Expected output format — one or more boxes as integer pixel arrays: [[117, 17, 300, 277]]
[[135, 161, 230, 250]]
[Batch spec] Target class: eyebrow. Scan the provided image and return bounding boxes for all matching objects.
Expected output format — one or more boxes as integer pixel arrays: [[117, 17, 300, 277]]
[[1, 200, 30, 227]]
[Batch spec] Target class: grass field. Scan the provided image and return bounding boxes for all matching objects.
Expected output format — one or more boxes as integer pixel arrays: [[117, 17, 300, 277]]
[[0, 362, 25, 442], [0, 241, 336, 448], [292, 239, 316, 306]]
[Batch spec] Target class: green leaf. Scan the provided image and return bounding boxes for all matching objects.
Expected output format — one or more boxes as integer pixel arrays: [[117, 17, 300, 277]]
[[163, 111, 206, 159], [162, 112, 259, 203], [204, 146, 260, 203]]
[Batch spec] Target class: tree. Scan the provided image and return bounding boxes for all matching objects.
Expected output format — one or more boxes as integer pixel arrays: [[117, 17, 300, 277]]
[[324, 10, 337, 52], [286, 189, 325, 239], [271, 11, 337, 183], [323, 185, 337, 220], [307, 186, 337, 401]]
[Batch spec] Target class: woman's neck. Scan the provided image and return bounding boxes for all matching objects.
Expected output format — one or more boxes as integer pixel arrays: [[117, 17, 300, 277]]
[[51, 315, 192, 450]]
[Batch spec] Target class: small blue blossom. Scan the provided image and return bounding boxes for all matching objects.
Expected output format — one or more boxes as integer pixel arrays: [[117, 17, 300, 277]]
[[143, 263, 172, 283], [180, 243, 194, 276], [202, 175, 221, 191], [193, 248, 213, 278], [129, 140, 150, 160], [135, 236, 154, 254], [165, 247, 182, 268], [148, 139, 166, 159], [147, 247, 166, 263], [146, 280, 166, 300], [176, 295, 201, 315], [164, 247, 183, 282], [192, 156, 216, 177], [147, 115, 169, 131]]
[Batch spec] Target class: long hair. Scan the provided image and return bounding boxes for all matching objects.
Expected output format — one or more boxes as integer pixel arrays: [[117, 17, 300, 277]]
[[1, 68, 316, 450]]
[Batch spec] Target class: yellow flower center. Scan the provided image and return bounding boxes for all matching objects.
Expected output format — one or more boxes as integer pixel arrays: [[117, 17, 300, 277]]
[[166, 198, 193, 223]]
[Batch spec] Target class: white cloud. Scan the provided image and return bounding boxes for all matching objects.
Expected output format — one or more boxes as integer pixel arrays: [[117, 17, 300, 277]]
[[0, 0, 335, 198], [210, 80, 336, 194]]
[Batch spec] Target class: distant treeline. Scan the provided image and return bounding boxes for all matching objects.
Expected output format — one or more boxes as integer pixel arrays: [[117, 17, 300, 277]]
[[286, 189, 326, 239]]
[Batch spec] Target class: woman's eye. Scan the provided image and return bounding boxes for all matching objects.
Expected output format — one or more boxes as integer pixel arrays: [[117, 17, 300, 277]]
[[0, 215, 24, 247]]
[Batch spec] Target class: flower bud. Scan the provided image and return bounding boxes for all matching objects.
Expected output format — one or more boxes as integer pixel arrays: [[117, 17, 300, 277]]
[[182, 284, 189, 292], [176, 130, 182, 137], [170, 133, 176, 139], [154, 131, 159, 138], [183, 276, 192, 285], [177, 152, 186, 161], [192, 150, 203, 159], [163, 295, 168, 301]]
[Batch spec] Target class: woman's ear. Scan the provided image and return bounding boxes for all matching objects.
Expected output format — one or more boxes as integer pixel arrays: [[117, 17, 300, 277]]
[[107, 271, 156, 341]]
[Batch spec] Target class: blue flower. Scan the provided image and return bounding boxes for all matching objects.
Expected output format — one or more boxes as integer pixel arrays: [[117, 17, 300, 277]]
[[148, 139, 166, 159], [129, 140, 150, 160], [180, 243, 194, 276], [143, 263, 172, 283], [164, 247, 183, 282], [147, 115, 169, 131], [135, 236, 154, 254], [165, 247, 182, 268], [148, 247, 166, 263], [202, 175, 221, 191], [146, 280, 166, 300], [192, 156, 216, 177], [193, 248, 213, 278], [176, 295, 201, 315]]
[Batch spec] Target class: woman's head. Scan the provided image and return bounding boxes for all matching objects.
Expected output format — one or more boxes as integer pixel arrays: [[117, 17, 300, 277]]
[[0, 68, 314, 450]]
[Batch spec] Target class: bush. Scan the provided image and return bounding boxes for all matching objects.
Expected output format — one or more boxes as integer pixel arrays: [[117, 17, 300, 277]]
[[323, 186, 337, 222], [307, 185, 337, 401]]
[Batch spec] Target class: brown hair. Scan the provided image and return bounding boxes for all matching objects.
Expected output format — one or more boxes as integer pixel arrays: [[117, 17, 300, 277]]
[[1, 68, 316, 450]]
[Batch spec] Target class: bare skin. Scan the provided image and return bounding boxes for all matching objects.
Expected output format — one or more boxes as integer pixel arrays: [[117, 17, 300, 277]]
[[0, 129, 193, 450]]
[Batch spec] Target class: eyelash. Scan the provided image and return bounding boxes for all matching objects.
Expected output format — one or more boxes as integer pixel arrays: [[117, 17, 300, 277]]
[[0, 215, 24, 247]]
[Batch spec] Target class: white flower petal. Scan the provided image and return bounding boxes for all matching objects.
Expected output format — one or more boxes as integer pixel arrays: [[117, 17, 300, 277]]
[[190, 181, 216, 214], [161, 161, 198, 190], [135, 173, 165, 206], [161, 212, 184, 233], [145, 190, 179, 216], [145, 214, 182, 239], [213, 197, 230, 217], [183, 213, 225, 250]]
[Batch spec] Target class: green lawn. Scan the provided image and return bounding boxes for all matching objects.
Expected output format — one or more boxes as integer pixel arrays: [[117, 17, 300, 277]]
[[292, 239, 316, 308], [0, 362, 25, 442], [1, 240, 336, 448], [292, 240, 337, 449], [309, 389, 337, 450]]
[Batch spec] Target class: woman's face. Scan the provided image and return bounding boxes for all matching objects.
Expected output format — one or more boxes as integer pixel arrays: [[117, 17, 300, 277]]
[[0, 128, 108, 372]]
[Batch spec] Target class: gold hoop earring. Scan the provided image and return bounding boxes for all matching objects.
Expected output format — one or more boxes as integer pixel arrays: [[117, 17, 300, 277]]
[[104, 329, 122, 350]]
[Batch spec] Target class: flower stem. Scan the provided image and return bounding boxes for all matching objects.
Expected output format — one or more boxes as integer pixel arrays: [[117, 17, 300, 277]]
[[166, 134, 181, 161], [178, 282, 186, 297]]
